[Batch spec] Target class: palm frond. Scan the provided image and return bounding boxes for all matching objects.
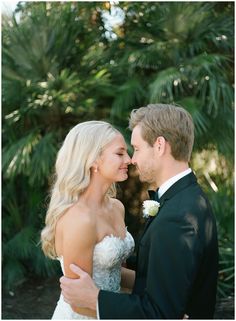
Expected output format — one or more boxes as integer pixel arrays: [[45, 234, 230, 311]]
[[177, 97, 210, 138], [2, 258, 26, 290], [2, 197, 23, 231], [31, 243, 60, 277], [29, 132, 57, 186], [3, 226, 37, 260], [3, 132, 40, 178], [149, 67, 185, 102], [111, 78, 145, 119], [218, 242, 234, 298]]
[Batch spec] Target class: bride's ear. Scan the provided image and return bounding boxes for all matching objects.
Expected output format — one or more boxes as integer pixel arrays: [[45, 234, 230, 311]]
[[91, 161, 99, 173]]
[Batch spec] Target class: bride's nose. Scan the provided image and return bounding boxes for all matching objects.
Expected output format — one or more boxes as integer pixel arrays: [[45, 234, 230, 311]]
[[125, 154, 131, 165]]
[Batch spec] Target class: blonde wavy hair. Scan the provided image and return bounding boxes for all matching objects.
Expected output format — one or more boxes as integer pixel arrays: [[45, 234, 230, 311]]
[[41, 121, 119, 259]]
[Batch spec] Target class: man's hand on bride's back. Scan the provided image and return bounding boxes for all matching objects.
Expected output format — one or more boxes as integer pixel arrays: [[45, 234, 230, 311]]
[[60, 263, 99, 311]]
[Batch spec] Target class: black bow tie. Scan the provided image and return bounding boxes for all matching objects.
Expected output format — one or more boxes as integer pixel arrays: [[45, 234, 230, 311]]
[[148, 189, 159, 202]]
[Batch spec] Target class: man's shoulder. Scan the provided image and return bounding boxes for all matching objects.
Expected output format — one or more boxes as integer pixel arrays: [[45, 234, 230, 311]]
[[160, 182, 212, 218]]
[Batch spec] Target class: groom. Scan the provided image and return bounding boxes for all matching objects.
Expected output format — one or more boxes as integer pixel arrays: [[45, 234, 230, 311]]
[[60, 104, 218, 319]]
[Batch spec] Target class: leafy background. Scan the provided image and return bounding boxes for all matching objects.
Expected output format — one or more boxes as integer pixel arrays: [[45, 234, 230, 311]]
[[2, 1, 234, 301]]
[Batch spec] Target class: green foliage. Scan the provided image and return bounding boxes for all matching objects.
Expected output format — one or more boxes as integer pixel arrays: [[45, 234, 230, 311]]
[[208, 187, 234, 298], [218, 244, 234, 298], [2, 179, 60, 289], [2, 1, 234, 299]]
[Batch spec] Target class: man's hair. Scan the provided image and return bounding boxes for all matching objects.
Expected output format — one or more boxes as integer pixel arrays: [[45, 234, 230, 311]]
[[129, 103, 194, 162]]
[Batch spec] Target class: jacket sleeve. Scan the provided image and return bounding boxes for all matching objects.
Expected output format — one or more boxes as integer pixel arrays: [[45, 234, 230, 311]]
[[98, 216, 201, 319]]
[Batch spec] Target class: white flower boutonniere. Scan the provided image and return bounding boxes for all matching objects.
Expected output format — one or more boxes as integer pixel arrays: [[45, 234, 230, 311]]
[[142, 200, 160, 218]]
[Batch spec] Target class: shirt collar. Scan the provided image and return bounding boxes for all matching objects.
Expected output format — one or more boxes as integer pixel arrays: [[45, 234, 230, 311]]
[[158, 168, 192, 199]]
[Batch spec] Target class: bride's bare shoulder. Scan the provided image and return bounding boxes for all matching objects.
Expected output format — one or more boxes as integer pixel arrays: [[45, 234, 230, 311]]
[[109, 198, 125, 218], [57, 202, 96, 233], [55, 202, 97, 258]]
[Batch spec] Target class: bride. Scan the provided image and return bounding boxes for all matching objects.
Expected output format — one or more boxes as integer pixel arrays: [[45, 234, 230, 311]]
[[41, 121, 135, 319]]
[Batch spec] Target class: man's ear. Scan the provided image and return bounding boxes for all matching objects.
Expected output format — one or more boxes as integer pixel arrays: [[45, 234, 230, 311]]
[[153, 136, 166, 154]]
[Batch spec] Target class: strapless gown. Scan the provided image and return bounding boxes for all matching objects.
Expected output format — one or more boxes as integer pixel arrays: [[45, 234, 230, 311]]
[[52, 229, 135, 319]]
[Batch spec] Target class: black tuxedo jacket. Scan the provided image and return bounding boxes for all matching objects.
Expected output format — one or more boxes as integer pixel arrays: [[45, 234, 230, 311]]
[[98, 172, 218, 319]]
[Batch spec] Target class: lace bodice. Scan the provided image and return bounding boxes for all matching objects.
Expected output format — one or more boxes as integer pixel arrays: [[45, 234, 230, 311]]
[[92, 230, 134, 292], [52, 229, 135, 319]]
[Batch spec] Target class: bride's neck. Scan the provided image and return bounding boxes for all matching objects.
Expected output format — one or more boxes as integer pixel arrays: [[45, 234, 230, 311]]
[[79, 178, 110, 208]]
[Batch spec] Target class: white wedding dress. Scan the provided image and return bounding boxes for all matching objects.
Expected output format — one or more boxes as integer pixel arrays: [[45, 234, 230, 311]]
[[52, 229, 135, 319]]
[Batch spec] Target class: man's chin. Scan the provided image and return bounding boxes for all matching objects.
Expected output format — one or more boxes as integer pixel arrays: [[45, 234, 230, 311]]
[[138, 175, 148, 183], [138, 174, 155, 186]]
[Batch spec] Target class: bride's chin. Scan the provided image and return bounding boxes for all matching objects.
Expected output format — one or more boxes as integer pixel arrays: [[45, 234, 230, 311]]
[[117, 174, 128, 182]]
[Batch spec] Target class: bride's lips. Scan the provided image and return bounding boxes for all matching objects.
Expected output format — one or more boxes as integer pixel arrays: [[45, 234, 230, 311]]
[[119, 167, 128, 172]]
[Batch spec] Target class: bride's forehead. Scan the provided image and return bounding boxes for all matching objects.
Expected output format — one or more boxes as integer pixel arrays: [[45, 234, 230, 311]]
[[105, 134, 127, 150]]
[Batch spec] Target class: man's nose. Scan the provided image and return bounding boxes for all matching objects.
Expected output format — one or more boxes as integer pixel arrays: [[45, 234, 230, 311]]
[[131, 155, 136, 165]]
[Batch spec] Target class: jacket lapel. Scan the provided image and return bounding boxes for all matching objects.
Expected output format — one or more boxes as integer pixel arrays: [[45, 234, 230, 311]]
[[140, 172, 197, 240], [141, 216, 154, 237], [159, 172, 197, 204]]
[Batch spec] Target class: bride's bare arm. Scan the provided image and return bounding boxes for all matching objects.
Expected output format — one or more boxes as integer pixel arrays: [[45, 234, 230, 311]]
[[56, 206, 97, 318], [121, 266, 135, 290]]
